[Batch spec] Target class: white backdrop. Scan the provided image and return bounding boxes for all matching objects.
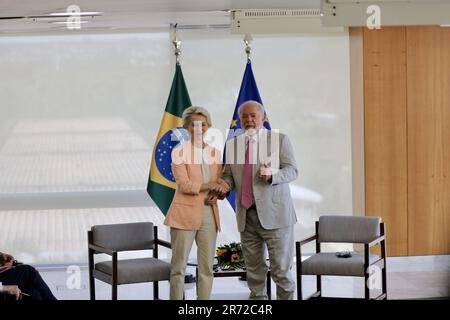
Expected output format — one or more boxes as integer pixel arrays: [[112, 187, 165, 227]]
[[0, 29, 352, 264]]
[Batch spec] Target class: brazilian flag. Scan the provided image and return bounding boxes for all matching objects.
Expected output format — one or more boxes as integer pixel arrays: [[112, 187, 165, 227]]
[[147, 63, 191, 215]]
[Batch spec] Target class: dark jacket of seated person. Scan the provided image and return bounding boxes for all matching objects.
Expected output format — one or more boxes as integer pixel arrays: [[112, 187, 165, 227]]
[[0, 251, 56, 300]]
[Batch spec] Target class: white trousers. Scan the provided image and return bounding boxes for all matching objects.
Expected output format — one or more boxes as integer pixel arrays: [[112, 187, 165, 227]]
[[169, 206, 217, 300]]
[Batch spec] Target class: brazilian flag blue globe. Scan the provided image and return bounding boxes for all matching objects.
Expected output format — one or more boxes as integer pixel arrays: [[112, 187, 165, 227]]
[[154, 127, 189, 183]]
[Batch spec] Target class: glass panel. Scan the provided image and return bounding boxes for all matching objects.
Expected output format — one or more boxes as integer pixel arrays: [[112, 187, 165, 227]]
[[0, 30, 352, 264]]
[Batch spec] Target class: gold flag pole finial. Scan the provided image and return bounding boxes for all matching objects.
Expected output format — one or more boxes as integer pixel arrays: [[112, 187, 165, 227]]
[[171, 23, 181, 64], [244, 34, 253, 63]]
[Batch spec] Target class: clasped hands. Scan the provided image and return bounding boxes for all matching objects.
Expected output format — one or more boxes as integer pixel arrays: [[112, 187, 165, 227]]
[[203, 165, 272, 205], [204, 179, 230, 205]]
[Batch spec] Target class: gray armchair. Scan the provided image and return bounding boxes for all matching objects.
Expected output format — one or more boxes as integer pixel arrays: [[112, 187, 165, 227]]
[[88, 222, 171, 300], [296, 215, 387, 300]]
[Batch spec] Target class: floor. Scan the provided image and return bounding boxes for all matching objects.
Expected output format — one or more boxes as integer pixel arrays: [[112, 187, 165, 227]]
[[36, 255, 450, 300]]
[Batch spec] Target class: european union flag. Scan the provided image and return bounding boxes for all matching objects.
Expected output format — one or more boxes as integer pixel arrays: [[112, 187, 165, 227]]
[[225, 61, 271, 211]]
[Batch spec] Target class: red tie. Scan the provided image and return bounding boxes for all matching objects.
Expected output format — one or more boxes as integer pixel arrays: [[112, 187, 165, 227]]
[[241, 137, 254, 209]]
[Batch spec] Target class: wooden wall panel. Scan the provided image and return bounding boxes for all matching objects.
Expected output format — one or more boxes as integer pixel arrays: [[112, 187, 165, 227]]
[[363, 27, 408, 256], [407, 26, 450, 255]]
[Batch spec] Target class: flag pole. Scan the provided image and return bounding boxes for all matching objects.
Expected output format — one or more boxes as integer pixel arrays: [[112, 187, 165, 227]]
[[244, 33, 253, 63], [171, 23, 181, 65]]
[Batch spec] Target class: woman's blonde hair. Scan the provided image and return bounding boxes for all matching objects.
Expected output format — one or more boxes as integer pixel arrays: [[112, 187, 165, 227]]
[[182, 106, 212, 128]]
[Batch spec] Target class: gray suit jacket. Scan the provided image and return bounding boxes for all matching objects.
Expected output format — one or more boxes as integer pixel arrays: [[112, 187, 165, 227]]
[[222, 129, 298, 232]]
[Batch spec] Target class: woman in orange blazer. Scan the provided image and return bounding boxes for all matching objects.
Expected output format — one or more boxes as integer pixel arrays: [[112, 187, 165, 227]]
[[164, 106, 227, 300]]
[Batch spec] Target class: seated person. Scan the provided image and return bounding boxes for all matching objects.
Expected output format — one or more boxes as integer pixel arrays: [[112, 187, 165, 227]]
[[0, 251, 56, 300]]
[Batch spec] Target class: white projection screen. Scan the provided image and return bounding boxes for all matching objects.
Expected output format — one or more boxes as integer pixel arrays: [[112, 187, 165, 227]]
[[0, 29, 351, 265]]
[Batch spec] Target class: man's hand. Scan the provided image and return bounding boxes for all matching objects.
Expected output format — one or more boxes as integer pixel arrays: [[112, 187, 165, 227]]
[[1, 285, 22, 300], [258, 165, 272, 183]]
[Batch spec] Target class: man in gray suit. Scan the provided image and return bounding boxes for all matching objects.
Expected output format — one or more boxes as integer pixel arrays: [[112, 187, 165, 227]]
[[216, 100, 298, 300]]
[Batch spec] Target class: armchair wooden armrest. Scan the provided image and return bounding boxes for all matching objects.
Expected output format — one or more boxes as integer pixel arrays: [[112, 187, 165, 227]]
[[155, 239, 171, 249], [88, 243, 116, 256], [367, 235, 386, 248], [297, 235, 317, 246]]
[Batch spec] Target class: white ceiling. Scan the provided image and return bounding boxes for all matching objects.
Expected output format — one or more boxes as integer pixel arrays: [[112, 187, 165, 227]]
[[0, 0, 322, 36]]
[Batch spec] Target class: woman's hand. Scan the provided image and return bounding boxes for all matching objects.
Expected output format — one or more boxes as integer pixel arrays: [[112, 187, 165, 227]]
[[200, 181, 215, 192]]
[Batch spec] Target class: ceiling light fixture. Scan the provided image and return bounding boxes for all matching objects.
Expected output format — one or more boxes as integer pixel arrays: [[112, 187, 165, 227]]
[[50, 21, 89, 25], [27, 12, 102, 20], [48, 11, 102, 17]]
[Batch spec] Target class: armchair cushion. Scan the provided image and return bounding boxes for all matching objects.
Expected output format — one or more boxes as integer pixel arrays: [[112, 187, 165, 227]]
[[95, 258, 170, 285], [301, 252, 380, 277], [92, 222, 154, 251], [318, 216, 381, 243]]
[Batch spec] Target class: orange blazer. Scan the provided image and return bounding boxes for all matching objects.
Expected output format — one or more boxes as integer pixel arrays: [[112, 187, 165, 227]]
[[164, 142, 222, 231]]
